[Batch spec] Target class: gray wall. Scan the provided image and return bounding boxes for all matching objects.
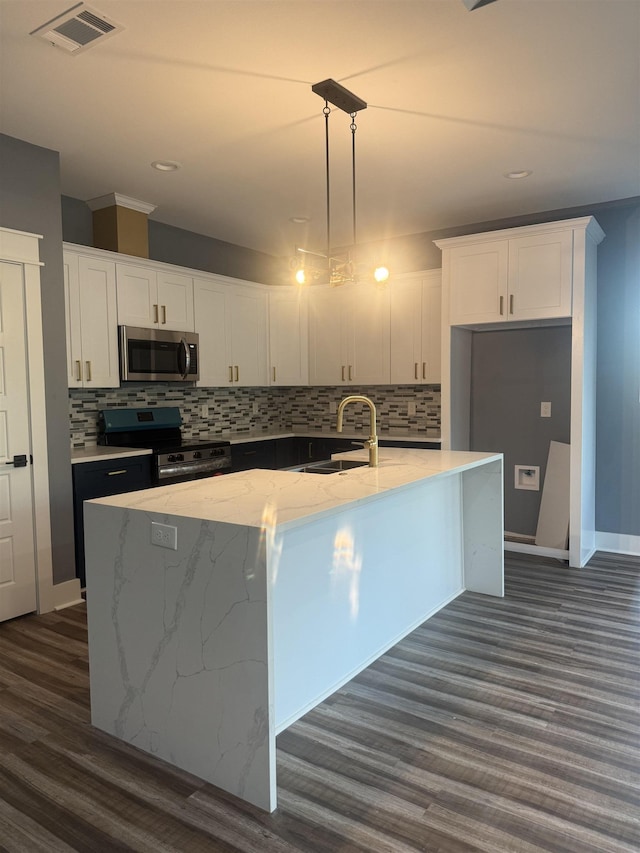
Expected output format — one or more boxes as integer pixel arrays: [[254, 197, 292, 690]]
[[61, 196, 283, 284], [0, 134, 76, 584], [470, 327, 572, 537]]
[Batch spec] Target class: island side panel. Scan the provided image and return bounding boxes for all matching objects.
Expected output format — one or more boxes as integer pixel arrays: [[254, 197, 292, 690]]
[[272, 473, 464, 733], [461, 458, 504, 596], [83, 502, 276, 812]]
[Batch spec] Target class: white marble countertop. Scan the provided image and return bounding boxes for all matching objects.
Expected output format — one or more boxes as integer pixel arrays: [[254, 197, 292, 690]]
[[89, 447, 500, 533], [70, 446, 153, 464]]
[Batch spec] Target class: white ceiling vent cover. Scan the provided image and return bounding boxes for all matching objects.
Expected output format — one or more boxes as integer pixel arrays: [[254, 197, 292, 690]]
[[30, 3, 123, 54]]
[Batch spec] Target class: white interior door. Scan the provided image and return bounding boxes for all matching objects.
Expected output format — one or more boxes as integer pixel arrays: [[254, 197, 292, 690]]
[[0, 260, 37, 620]]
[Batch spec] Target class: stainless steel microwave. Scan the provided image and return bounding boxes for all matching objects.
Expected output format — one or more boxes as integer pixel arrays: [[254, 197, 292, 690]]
[[119, 326, 199, 382]]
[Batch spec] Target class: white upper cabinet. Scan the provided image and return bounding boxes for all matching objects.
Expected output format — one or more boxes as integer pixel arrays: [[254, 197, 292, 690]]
[[194, 277, 268, 387], [64, 250, 119, 388], [308, 284, 390, 386], [268, 288, 309, 386], [116, 263, 194, 331], [443, 227, 573, 326], [390, 270, 441, 384]]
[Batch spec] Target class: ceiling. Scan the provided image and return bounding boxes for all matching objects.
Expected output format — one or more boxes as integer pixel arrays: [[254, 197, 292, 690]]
[[1, 0, 639, 258]]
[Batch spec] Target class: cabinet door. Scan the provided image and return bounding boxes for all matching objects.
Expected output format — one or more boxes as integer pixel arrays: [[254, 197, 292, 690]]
[[64, 252, 119, 388], [116, 263, 157, 328], [390, 277, 424, 384], [448, 241, 509, 325], [508, 230, 573, 321], [308, 287, 350, 385], [230, 286, 268, 386], [78, 255, 119, 388], [421, 273, 441, 383], [269, 288, 308, 386], [194, 278, 233, 386], [157, 271, 195, 331], [348, 286, 390, 385], [64, 252, 82, 388]]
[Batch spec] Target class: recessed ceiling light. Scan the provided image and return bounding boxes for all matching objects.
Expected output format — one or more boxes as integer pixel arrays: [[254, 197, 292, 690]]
[[289, 216, 310, 224], [504, 170, 532, 180], [151, 160, 181, 172]]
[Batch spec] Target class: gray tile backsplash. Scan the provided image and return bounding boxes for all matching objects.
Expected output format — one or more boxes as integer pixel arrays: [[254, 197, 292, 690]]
[[69, 385, 440, 447]]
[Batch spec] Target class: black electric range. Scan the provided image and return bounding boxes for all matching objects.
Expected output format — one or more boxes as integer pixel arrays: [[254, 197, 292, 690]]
[[98, 407, 231, 484]]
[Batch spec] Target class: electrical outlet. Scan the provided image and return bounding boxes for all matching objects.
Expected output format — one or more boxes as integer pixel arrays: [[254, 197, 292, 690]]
[[514, 465, 540, 491], [200, 404, 208, 418], [151, 522, 178, 550], [329, 401, 337, 414], [540, 401, 551, 418], [252, 400, 260, 415], [407, 402, 416, 416]]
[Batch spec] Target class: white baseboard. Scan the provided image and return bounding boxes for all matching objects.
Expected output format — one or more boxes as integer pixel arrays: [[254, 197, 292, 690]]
[[595, 531, 640, 557], [51, 578, 84, 611]]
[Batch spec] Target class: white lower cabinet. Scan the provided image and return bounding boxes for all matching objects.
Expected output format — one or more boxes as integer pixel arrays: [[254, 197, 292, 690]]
[[268, 288, 308, 386], [308, 284, 390, 385], [194, 277, 268, 386], [64, 251, 119, 388], [390, 270, 441, 384]]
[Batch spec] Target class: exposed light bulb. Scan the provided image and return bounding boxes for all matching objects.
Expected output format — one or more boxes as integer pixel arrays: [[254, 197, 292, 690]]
[[295, 268, 307, 285], [373, 266, 390, 284]]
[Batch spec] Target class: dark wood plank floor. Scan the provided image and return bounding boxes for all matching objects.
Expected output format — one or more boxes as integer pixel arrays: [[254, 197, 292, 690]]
[[0, 551, 638, 852]]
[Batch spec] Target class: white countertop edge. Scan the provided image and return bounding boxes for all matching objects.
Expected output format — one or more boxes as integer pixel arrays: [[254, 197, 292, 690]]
[[71, 446, 153, 464]]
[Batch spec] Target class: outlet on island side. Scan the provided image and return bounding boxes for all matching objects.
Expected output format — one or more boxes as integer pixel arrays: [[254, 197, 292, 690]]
[[151, 522, 178, 550]]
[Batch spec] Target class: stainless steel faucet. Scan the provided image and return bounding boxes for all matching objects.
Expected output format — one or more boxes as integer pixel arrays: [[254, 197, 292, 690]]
[[336, 395, 379, 467]]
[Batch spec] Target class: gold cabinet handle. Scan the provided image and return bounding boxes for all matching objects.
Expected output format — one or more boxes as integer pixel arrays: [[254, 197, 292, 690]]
[[234, 365, 239, 382], [272, 366, 276, 382], [86, 361, 92, 381], [107, 469, 128, 476], [162, 305, 167, 324], [499, 295, 504, 316], [308, 442, 313, 458], [348, 365, 353, 381], [75, 360, 82, 381], [228, 366, 233, 382], [341, 365, 346, 381], [510, 294, 514, 315], [153, 304, 159, 323], [422, 362, 426, 380], [414, 362, 419, 380]]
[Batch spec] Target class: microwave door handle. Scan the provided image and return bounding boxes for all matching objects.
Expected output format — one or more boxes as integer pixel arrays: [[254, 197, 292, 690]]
[[180, 338, 191, 379]]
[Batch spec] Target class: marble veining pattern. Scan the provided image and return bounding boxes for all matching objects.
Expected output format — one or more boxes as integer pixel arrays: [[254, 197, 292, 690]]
[[85, 505, 274, 811], [90, 449, 501, 533]]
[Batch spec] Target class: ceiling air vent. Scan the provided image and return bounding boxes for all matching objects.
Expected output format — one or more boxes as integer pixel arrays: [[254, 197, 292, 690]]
[[30, 3, 123, 55]]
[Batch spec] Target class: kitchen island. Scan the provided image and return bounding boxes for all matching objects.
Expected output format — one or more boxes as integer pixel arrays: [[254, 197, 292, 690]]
[[84, 447, 503, 812]]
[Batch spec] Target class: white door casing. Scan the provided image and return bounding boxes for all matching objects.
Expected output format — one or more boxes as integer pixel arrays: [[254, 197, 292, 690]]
[[0, 227, 57, 619], [0, 260, 37, 619]]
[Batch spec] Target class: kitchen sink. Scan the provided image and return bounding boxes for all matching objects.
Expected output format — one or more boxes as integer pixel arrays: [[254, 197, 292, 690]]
[[296, 459, 369, 474]]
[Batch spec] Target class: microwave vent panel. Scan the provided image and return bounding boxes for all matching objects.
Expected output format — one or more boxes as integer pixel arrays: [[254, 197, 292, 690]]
[[30, 3, 124, 54]]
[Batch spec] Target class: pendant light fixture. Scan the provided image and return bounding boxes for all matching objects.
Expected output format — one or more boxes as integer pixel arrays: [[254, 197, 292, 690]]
[[292, 78, 390, 287]]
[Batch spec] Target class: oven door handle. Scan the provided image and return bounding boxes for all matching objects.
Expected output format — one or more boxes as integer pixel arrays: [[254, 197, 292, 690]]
[[179, 338, 191, 379]]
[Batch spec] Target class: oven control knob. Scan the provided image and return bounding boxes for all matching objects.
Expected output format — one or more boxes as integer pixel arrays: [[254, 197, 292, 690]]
[[175, 453, 184, 462], [193, 451, 202, 459], [168, 454, 176, 462]]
